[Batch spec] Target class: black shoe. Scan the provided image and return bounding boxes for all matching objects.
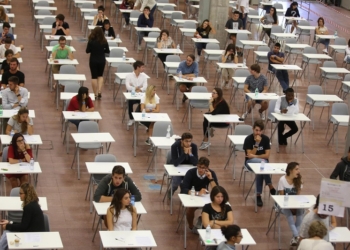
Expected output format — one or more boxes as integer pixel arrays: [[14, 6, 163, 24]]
[[257, 196, 263, 207], [270, 188, 276, 195], [98, 93, 102, 99], [145, 138, 151, 145], [182, 94, 188, 103]]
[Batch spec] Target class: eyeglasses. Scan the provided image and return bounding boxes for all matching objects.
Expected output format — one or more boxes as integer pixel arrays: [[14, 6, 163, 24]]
[[212, 92, 217, 94], [16, 139, 24, 143]]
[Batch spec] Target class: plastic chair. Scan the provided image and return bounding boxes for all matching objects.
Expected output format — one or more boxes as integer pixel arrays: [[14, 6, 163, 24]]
[[35, 1, 49, 7], [45, 41, 59, 73], [129, 10, 141, 40], [8, 188, 22, 223], [202, 43, 220, 79], [40, 17, 55, 46], [332, 37, 347, 61], [106, 48, 124, 86], [265, 99, 278, 139], [230, 69, 250, 108], [270, 26, 283, 45], [325, 103, 349, 140], [144, 31, 160, 67], [36, 9, 52, 20], [114, 64, 134, 103], [236, 33, 254, 59], [182, 86, 209, 129], [161, 55, 181, 94], [255, 45, 270, 71], [339, 74, 350, 99], [284, 37, 302, 64], [296, 20, 311, 44], [170, 12, 184, 34], [161, 5, 175, 29], [303, 85, 330, 130], [300, 47, 322, 83], [43, 214, 50, 232], [58, 65, 77, 87], [181, 21, 196, 51], [246, 10, 261, 31], [320, 61, 343, 93]]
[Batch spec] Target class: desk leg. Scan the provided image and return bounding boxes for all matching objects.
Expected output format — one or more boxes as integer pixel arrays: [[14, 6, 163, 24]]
[[77, 144, 81, 180], [89, 175, 93, 213], [106, 142, 111, 153], [170, 179, 173, 215], [207, 122, 211, 156], [133, 121, 137, 156], [188, 103, 191, 130], [154, 146, 158, 182], [232, 146, 236, 179], [327, 123, 339, 146], [278, 207, 281, 249]]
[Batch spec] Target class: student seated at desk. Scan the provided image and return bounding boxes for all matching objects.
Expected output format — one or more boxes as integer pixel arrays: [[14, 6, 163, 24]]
[[156, 29, 175, 68], [315, 17, 330, 54], [217, 225, 243, 250], [285, 2, 300, 34], [66, 86, 95, 129], [6, 108, 33, 136], [1, 49, 16, 74], [199, 88, 230, 150], [330, 146, 350, 181], [260, 7, 278, 38], [202, 186, 234, 229], [344, 39, 350, 64], [0, 0, 9, 5], [176, 54, 199, 103], [2, 76, 28, 109], [278, 162, 304, 246], [0, 6, 8, 23], [6, 133, 33, 188], [268, 43, 289, 93], [0, 37, 18, 59], [52, 14, 70, 36], [1, 22, 24, 52], [1, 58, 25, 88], [93, 5, 108, 26], [94, 165, 142, 203], [194, 20, 216, 62], [136, 6, 154, 51], [0, 183, 45, 250], [220, 44, 238, 89], [102, 19, 116, 39], [106, 188, 137, 231], [120, 0, 134, 29], [297, 221, 334, 250]]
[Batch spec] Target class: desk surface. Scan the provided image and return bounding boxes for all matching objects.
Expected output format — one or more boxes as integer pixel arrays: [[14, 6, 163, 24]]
[[329, 227, 350, 243], [272, 195, 316, 209], [203, 114, 242, 123], [307, 94, 343, 102], [247, 163, 287, 175], [331, 115, 349, 124], [132, 112, 171, 122], [99, 230, 156, 248], [93, 201, 147, 216], [60, 93, 95, 101], [0, 135, 43, 145], [198, 228, 256, 246], [246, 93, 279, 100], [319, 67, 350, 74], [62, 111, 102, 120], [0, 162, 42, 174], [154, 48, 184, 54], [173, 76, 207, 83], [216, 63, 248, 69], [178, 193, 211, 208], [184, 92, 211, 100], [271, 64, 302, 70], [86, 162, 132, 174], [303, 53, 332, 60], [149, 136, 176, 147], [71, 133, 115, 143], [164, 164, 195, 177], [0, 197, 48, 211], [272, 113, 311, 121], [7, 232, 63, 249], [191, 38, 219, 43], [228, 135, 248, 146], [1, 110, 35, 118]]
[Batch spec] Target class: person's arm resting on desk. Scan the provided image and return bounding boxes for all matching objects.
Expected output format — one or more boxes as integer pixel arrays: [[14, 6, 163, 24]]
[[93, 175, 112, 202], [125, 176, 142, 201], [202, 205, 234, 229], [270, 53, 284, 63]]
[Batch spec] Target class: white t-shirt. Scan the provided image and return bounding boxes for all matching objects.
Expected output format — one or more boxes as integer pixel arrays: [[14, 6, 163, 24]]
[[140, 95, 159, 111], [0, 44, 18, 58], [113, 208, 132, 231], [278, 175, 302, 195], [7, 116, 33, 134], [297, 239, 334, 250], [237, 0, 249, 14]]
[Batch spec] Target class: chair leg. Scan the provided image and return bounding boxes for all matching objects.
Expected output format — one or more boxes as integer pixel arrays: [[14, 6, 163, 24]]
[[238, 166, 244, 187], [325, 120, 331, 139], [70, 146, 78, 169], [91, 216, 102, 242], [85, 175, 92, 200]]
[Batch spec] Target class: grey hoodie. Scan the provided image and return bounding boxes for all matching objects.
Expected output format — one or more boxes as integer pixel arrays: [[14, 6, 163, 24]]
[[216, 241, 236, 250]]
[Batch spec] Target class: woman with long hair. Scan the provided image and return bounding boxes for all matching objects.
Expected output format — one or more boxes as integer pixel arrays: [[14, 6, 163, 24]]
[[194, 19, 216, 62], [315, 17, 330, 54], [140, 85, 159, 145], [199, 88, 230, 150], [221, 44, 238, 88], [344, 39, 350, 64], [6, 108, 33, 135], [92, 5, 108, 26], [0, 6, 9, 23], [278, 162, 304, 246], [156, 29, 175, 67], [202, 186, 234, 229], [0, 183, 45, 250], [106, 188, 137, 231], [86, 27, 110, 99], [6, 133, 33, 188], [101, 19, 116, 39], [297, 221, 334, 250], [67, 86, 95, 128], [217, 225, 243, 250], [260, 7, 278, 37]]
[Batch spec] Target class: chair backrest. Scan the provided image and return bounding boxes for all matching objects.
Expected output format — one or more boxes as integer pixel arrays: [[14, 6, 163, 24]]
[[165, 55, 180, 62], [131, 10, 142, 18], [81, 2, 94, 8], [234, 69, 250, 77], [110, 48, 124, 58], [166, 151, 172, 164], [117, 64, 134, 73], [299, 20, 310, 26], [191, 86, 208, 93], [43, 214, 50, 232], [344, 74, 350, 82], [248, 9, 259, 16], [36, 1, 49, 6], [331, 103, 349, 116], [8, 187, 22, 223], [147, 32, 160, 48], [37, 9, 52, 15], [163, 5, 174, 11], [2, 146, 8, 162], [64, 82, 80, 93], [271, 26, 283, 34], [78, 121, 99, 133], [323, 61, 337, 68], [152, 121, 174, 137], [183, 21, 196, 29], [158, 0, 169, 3], [234, 125, 253, 135], [190, 86, 209, 108], [236, 33, 249, 47], [285, 38, 297, 44], [303, 47, 317, 54], [95, 154, 117, 162], [59, 65, 77, 74], [273, 3, 283, 9], [334, 37, 347, 46], [267, 99, 277, 120], [42, 17, 55, 25], [171, 12, 183, 22], [49, 41, 58, 46], [206, 43, 220, 50], [306, 85, 323, 104]]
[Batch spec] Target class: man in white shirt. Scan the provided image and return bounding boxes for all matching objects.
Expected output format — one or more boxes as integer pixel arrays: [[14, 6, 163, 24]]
[[0, 38, 19, 58], [237, 0, 250, 29], [125, 60, 148, 126], [274, 88, 299, 145]]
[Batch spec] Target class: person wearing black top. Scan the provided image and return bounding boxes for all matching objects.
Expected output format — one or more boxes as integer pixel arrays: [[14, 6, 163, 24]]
[[169, 132, 198, 196], [137, 6, 154, 50], [199, 87, 230, 150], [194, 20, 215, 62], [285, 2, 300, 33], [102, 19, 116, 39], [86, 27, 110, 99], [0, 183, 45, 249], [180, 157, 218, 232], [1, 58, 25, 88], [243, 120, 276, 207], [1, 49, 13, 74], [330, 147, 350, 181], [51, 14, 70, 36]]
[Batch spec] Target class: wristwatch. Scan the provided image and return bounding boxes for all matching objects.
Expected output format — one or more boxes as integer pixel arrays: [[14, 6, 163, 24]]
[[9, 221, 13, 224], [195, 191, 199, 196]]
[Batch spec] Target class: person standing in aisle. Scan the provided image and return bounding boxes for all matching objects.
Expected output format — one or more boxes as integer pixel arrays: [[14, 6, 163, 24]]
[[134, 0, 157, 18], [86, 27, 110, 100]]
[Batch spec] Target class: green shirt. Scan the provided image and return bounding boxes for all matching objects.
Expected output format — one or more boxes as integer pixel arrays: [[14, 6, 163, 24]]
[[52, 44, 71, 59]]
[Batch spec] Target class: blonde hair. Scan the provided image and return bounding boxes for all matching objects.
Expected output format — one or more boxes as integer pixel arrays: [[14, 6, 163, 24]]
[[12, 107, 30, 134], [308, 221, 328, 238], [20, 183, 39, 208], [0, 6, 6, 21], [144, 85, 156, 105]]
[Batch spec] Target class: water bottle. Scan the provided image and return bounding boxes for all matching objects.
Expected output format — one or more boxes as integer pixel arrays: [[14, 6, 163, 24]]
[[104, 30, 108, 37], [30, 158, 34, 170], [49, 53, 53, 62], [177, 44, 180, 51], [334, 30, 338, 37], [0, 85, 4, 97], [205, 224, 211, 240], [0, 104, 3, 117], [131, 87, 135, 96], [260, 159, 265, 171], [255, 87, 259, 97], [117, 34, 120, 39], [190, 186, 195, 200], [130, 195, 135, 206], [178, 70, 182, 80], [283, 193, 289, 207], [123, 52, 126, 61], [243, 58, 246, 66], [142, 109, 146, 119], [166, 125, 171, 138], [10, 129, 14, 137]]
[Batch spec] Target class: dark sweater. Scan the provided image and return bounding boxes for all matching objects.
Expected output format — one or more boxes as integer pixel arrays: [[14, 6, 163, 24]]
[[86, 40, 110, 63], [137, 14, 154, 28], [330, 157, 350, 181], [285, 7, 300, 17], [210, 99, 230, 115], [180, 168, 218, 194], [6, 201, 45, 232], [102, 26, 116, 38], [170, 140, 198, 167]]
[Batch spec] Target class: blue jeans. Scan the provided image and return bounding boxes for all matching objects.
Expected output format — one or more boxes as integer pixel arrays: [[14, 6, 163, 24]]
[[239, 13, 247, 30], [0, 230, 9, 250], [282, 208, 304, 237], [138, 31, 149, 45], [319, 38, 330, 49], [171, 176, 183, 192], [195, 43, 206, 56], [274, 69, 289, 91], [245, 158, 272, 194]]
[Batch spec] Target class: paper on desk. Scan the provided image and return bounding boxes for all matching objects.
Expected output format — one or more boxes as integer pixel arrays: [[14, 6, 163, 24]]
[[201, 194, 211, 204], [24, 135, 37, 143], [211, 230, 224, 240], [25, 233, 41, 243], [232, 23, 238, 30], [294, 196, 309, 203], [135, 236, 152, 246], [286, 106, 297, 115], [72, 112, 88, 118], [19, 163, 31, 170], [329, 230, 339, 240]]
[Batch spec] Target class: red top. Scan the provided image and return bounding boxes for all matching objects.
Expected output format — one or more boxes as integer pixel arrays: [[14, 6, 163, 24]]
[[67, 96, 94, 111], [7, 145, 33, 161]]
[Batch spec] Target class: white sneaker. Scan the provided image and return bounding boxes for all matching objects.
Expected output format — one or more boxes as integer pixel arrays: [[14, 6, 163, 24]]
[[199, 142, 211, 150], [123, 23, 126, 28], [242, 112, 248, 120], [195, 56, 199, 62], [138, 46, 142, 51], [188, 14, 193, 18], [260, 112, 265, 120], [290, 237, 298, 246], [323, 48, 328, 54], [127, 120, 134, 126], [126, 24, 131, 30]]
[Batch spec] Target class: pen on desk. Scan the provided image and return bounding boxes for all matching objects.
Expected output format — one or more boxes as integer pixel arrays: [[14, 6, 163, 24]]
[[14, 235, 21, 239], [115, 238, 125, 242], [214, 238, 218, 244]]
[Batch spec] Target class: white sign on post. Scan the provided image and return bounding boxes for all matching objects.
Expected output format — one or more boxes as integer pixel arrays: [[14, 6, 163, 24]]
[[318, 178, 349, 217]]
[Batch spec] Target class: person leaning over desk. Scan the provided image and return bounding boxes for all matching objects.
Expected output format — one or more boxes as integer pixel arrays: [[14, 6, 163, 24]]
[[6, 107, 33, 136]]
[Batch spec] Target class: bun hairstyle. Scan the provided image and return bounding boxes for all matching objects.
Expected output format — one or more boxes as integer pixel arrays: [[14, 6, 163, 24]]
[[221, 225, 241, 240]]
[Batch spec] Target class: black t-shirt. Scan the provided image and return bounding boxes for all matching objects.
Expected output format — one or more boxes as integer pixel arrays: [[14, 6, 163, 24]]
[[225, 18, 243, 30], [1, 60, 10, 73], [52, 22, 70, 36], [202, 203, 232, 221], [1, 70, 25, 85], [243, 134, 270, 162], [196, 27, 211, 39]]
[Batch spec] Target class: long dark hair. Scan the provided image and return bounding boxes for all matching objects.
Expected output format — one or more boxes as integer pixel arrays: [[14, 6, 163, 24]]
[[108, 189, 134, 223], [157, 29, 169, 42], [221, 225, 241, 241], [317, 17, 325, 27], [348, 38, 350, 47], [89, 26, 107, 44], [200, 19, 211, 34], [286, 162, 302, 193], [12, 108, 30, 134], [224, 44, 236, 62], [210, 186, 229, 217], [11, 133, 25, 159], [270, 7, 278, 24], [77, 86, 89, 111], [212, 87, 223, 108]]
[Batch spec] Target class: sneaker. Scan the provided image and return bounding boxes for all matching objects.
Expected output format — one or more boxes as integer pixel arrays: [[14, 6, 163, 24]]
[[270, 188, 276, 195], [259, 112, 265, 120], [188, 14, 193, 18], [145, 138, 151, 145], [323, 48, 328, 54], [290, 237, 298, 246], [209, 128, 214, 137], [127, 119, 134, 126], [148, 147, 153, 152], [257, 196, 263, 207], [182, 94, 188, 103], [126, 24, 131, 30], [241, 112, 248, 120], [138, 46, 142, 51], [195, 56, 199, 62], [199, 142, 211, 150], [123, 23, 126, 28], [191, 227, 198, 234]]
